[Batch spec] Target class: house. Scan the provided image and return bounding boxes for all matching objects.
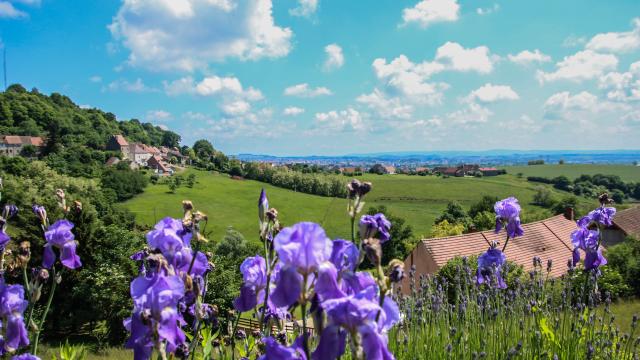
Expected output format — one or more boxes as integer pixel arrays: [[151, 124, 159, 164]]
[[461, 164, 480, 173], [147, 155, 174, 175], [440, 167, 463, 177], [415, 167, 430, 173], [401, 213, 579, 293], [126, 144, 152, 166], [602, 206, 640, 246], [0, 135, 44, 157], [479, 167, 501, 176], [340, 167, 359, 174], [106, 135, 130, 159], [383, 166, 396, 175]]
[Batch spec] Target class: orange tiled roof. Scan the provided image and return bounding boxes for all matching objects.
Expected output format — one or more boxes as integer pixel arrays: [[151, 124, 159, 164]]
[[2, 135, 44, 146], [114, 135, 129, 146], [418, 214, 576, 277], [613, 206, 640, 239]]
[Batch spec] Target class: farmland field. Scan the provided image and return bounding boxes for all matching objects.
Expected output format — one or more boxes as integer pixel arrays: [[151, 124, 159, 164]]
[[503, 164, 640, 182], [124, 169, 596, 240]]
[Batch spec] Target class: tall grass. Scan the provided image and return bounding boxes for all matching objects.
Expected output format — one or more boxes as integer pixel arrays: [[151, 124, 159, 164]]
[[388, 260, 639, 359]]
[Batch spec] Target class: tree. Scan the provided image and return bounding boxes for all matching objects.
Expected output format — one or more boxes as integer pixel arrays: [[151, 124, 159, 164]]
[[161, 131, 181, 148], [611, 189, 625, 204], [435, 201, 471, 230], [168, 177, 178, 193], [193, 139, 214, 159], [532, 186, 555, 208], [553, 195, 578, 216], [363, 206, 414, 266], [552, 175, 572, 191], [368, 164, 386, 175], [468, 195, 499, 219], [19, 144, 38, 158], [558, 159, 565, 165], [186, 173, 196, 188], [472, 211, 495, 231], [430, 220, 465, 237]]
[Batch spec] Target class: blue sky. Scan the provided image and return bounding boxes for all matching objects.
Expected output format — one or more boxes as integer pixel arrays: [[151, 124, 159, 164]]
[[1, 0, 640, 155]]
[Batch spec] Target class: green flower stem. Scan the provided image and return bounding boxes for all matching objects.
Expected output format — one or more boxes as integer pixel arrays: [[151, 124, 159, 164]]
[[300, 274, 310, 360], [32, 266, 57, 356]]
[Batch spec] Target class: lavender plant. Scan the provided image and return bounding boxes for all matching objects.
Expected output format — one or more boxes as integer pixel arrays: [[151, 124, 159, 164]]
[[122, 180, 639, 359]]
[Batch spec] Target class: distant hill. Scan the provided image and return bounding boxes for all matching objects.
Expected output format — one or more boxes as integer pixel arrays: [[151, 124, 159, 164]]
[[237, 150, 640, 166], [0, 84, 181, 177]]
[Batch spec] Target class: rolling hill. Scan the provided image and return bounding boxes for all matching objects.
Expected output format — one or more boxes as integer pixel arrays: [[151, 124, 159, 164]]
[[124, 169, 598, 241]]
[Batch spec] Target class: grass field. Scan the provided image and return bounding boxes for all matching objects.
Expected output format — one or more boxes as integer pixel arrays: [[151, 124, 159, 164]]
[[503, 164, 640, 182], [124, 169, 595, 241]]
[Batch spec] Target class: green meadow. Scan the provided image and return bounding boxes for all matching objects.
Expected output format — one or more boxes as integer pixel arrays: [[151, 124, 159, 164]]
[[503, 164, 640, 182], [124, 169, 596, 241]]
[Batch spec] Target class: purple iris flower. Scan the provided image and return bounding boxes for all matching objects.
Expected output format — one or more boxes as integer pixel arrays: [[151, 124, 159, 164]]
[[11, 354, 40, 360], [571, 226, 607, 270], [3, 204, 18, 220], [319, 284, 399, 360], [0, 282, 29, 353], [571, 227, 599, 250], [274, 222, 332, 274], [146, 218, 208, 277], [359, 214, 392, 243], [31, 205, 46, 222], [42, 220, 81, 270], [125, 273, 186, 360], [233, 256, 267, 312], [329, 239, 359, 273], [494, 197, 524, 239], [577, 206, 616, 228], [258, 336, 307, 360], [259, 189, 269, 224], [476, 248, 507, 289]]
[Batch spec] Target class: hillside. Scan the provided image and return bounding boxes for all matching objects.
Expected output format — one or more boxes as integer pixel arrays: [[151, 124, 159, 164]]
[[504, 164, 640, 182], [124, 169, 596, 240], [0, 84, 181, 177]]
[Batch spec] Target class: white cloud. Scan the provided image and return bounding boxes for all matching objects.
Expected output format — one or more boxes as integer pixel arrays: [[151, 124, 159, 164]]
[[283, 107, 305, 116], [476, 3, 499, 16], [289, 0, 318, 18], [0, 1, 26, 18], [314, 108, 366, 132], [284, 83, 332, 97], [89, 75, 102, 83], [537, 50, 618, 83], [371, 55, 448, 103], [435, 42, 495, 74], [562, 35, 587, 48], [109, 0, 293, 71], [598, 61, 640, 102], [507, 49, 551, 66], [105, 78, 155, 93], [499, 115, 543, 133], [221, 100, 251, 116], [543, 91, 628, 120], [164, 75, 263, 101], [323, 43, 344, 71], [466, 83, 519, 103], [401, 0, 459, 28], [586, 18, 640, 53], [145, 109, 173, 122], [447, 103, 493, 124], [356, 88, 414, 119]]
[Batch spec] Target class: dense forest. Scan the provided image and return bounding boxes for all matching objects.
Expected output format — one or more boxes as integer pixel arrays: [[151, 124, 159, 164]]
[[0, 84, 181, 177]]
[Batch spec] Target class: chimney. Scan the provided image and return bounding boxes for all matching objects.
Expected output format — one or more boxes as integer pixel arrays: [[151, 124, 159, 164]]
[[564, 207, 574, 221]]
